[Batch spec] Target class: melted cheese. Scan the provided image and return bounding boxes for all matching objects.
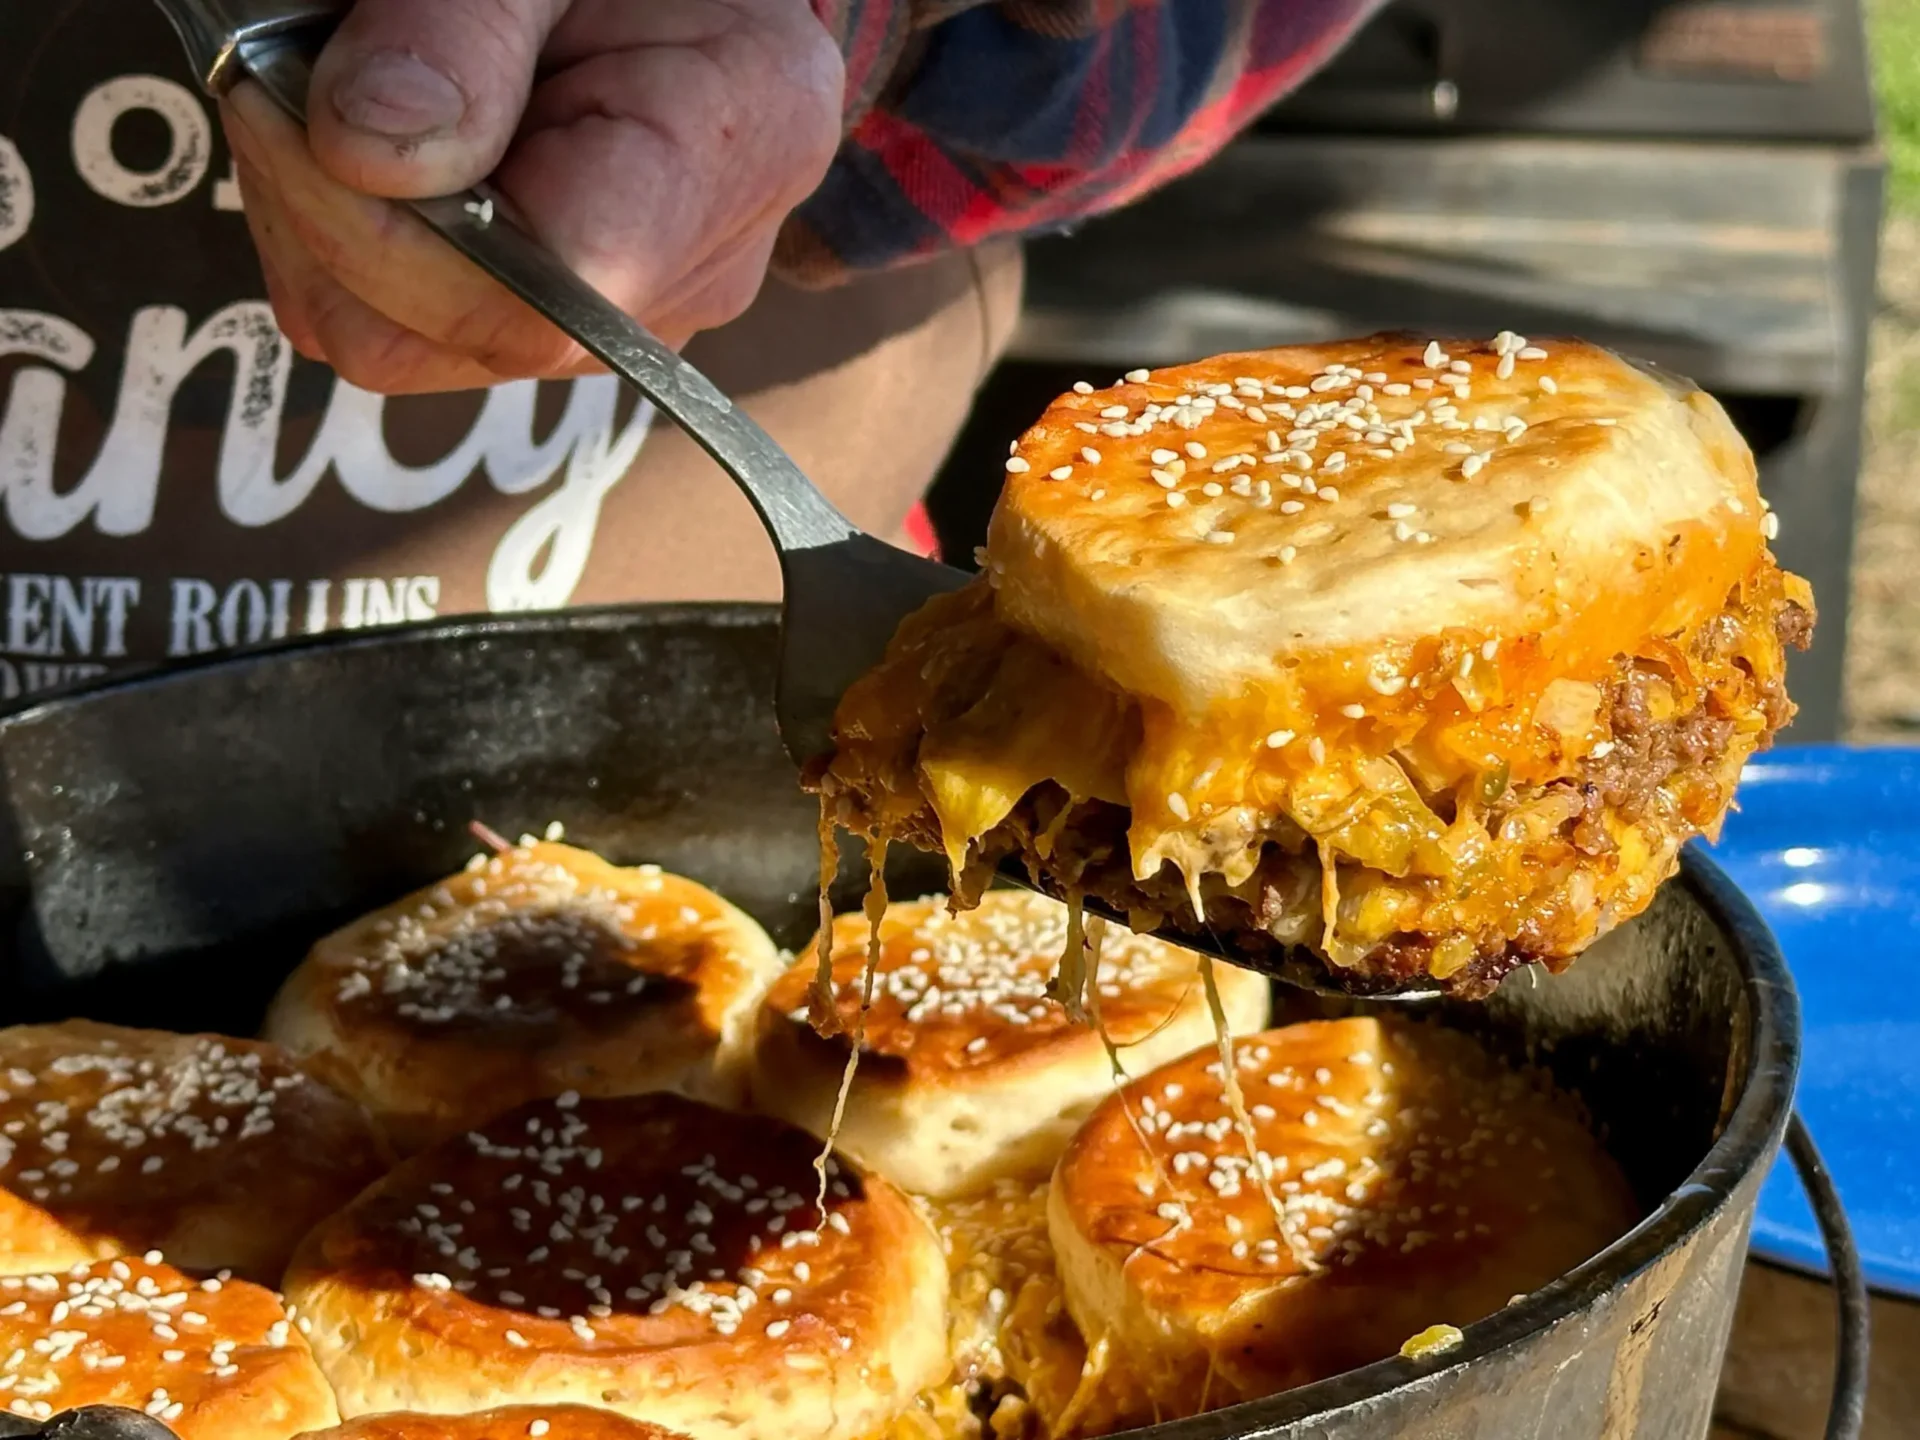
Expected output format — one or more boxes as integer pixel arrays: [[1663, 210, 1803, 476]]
[[920, 640, 1131, 877], [903, 558, 1801, 974], [815, 840, 890, 1212]]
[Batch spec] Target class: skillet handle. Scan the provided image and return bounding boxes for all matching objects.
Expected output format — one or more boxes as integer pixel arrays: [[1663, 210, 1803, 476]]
[[1783, 1112, 1870, 1440]]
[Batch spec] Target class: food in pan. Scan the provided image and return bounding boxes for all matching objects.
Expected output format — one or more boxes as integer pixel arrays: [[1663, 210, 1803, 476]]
[[809, 333, 1812, 996], [0, 1254, 338, 1435], [914, 1177, 1111, 1440], [262, 840, 784, 1151], [282, 1091, 950, 1440], [0, 844, 1649, 1439], [1047, 1015, 1640, 1422], [301, 1408, 692, 1440], [749, 891, 1269, 1197], [0, 1021, 388, 1283]]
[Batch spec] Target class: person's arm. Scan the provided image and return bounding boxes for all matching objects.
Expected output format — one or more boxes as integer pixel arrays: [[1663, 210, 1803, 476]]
[[781, 0, 1384, 282], [222, 0, 1380, 395]]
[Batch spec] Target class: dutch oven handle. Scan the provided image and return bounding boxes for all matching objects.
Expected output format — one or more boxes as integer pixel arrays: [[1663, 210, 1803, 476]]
[[1785, 1112, 1871, 1440]]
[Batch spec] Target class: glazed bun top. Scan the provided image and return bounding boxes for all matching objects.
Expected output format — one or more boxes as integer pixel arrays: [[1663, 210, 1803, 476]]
[[987, 332, 1767, 720]]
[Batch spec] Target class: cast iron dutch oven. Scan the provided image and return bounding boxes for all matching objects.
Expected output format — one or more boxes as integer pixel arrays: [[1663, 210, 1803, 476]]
[[0, 608, 1870, 1440]]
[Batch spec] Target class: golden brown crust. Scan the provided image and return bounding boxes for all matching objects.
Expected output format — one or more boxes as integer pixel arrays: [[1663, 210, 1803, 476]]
[[990, 334, 1767, 715], [0, 1255, 337, 1437], [748, 893, 1269, 1198], [262, 844, 783, 1151], [759, 894, 1234, 1086], [0, 1022, 389, 1283], [298, 1408, 691, 1440], [1048, 1017, 1640, 1422], [282, 1092, 949, 1440]]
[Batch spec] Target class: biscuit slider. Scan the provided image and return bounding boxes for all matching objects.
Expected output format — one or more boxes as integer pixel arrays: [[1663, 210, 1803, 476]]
[[263, 842, 783, 1150], [283, 1092, 949, 1440], [1047, 1015, 1640, 1421], [810, 334, 1812, 996], [0, 1022, 388, 1283], [0, 1255, 336, 1437], [749, 891, 1268, 1197]]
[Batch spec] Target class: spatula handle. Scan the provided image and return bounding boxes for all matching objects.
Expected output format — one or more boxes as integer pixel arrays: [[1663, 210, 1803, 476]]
[[148, 0, 864, 559]]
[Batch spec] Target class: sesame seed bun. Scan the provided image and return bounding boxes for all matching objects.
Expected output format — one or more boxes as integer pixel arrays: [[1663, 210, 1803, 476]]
[[991, 337, 1764, 717], [296, 1408, 690, 1440], [0, 1022, 388, 1284], [748, 892, 1269, 1198], [261, 844, 784, 1152], [1046, 1016, 1640, 1424], [815, 333, 1812, 996], [0, 1255, 337, 1436], [281, 1092, 949, 1440]]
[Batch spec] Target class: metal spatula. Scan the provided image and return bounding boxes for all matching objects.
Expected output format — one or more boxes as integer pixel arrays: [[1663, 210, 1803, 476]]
[[150, 0, 1442, 1001]]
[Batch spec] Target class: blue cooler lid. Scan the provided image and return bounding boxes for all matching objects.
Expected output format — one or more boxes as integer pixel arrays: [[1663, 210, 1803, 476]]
[[1704, 744, 1920, 1297]]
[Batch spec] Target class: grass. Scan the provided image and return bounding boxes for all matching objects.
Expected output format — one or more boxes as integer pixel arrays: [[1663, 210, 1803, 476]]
[[1871, 0, 1920, 213]]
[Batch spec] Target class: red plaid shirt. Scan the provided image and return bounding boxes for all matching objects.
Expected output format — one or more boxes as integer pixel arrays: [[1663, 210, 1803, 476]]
[[777, 0, 1382, 282]]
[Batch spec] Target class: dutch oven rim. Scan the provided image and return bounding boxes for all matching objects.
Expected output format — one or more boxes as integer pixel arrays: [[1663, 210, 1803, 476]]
[[0, 602, 1804, 1438]]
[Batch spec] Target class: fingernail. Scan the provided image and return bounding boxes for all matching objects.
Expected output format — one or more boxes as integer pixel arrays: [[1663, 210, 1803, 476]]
[[330, 51, 466, 139]]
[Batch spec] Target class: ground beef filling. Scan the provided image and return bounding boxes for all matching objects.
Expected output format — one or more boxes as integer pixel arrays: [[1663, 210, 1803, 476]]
[[819, 594, 1811, 999]]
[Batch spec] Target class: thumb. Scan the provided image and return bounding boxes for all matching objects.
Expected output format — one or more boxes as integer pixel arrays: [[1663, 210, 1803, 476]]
[[308, 0, 570, 198]]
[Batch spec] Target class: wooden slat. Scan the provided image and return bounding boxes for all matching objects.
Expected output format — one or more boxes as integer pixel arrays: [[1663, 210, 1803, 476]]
[[1015, 136, 1853, 395]]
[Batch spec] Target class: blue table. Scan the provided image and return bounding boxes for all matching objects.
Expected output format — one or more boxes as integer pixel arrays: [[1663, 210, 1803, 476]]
[[1705, 744, 1920, 1298]]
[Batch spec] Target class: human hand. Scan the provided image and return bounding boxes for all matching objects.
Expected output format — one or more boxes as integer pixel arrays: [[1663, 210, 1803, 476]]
[[220, 0, 845, 395]]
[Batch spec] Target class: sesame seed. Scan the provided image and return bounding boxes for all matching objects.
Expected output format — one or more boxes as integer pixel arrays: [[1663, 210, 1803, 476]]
[[1386, 503, 1417, 519], [1423, 342, 1447, 367], [1080, 447, 1102, 465], [1205, 531, 1236, 545], [1340, 704, 1366, 719], [1519, 346, 1549, 360], [1151, 449, 1178, 465], [1166, 493, 1187, 509], [1167, 793, 1192, 822], [1184, 442, 1208, 460], [1004, 456, 1029, 474], [1100, 405, 1128, 419], [1265, 731, 1295, 749], [1461, 454, 1486, 479], [1307, 738, 1327, 764], [1072, 381, 1094, 394], [1318, 487, 1340, 502], [530, 1423, 550, 1438], [1049, 466, 1073, 481], [1540, 376, 1558, 394], [1762, 512, 1780, 539], [1125, 368, 1151, 382]]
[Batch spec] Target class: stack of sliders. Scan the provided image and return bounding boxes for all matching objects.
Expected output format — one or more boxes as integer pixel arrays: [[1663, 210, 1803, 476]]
[[0, 827, 1639, 1440], [810, 333, 1811, 996]]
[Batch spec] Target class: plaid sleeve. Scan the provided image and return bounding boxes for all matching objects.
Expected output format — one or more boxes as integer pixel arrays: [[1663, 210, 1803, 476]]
[[780, 0, 1385, 284]]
